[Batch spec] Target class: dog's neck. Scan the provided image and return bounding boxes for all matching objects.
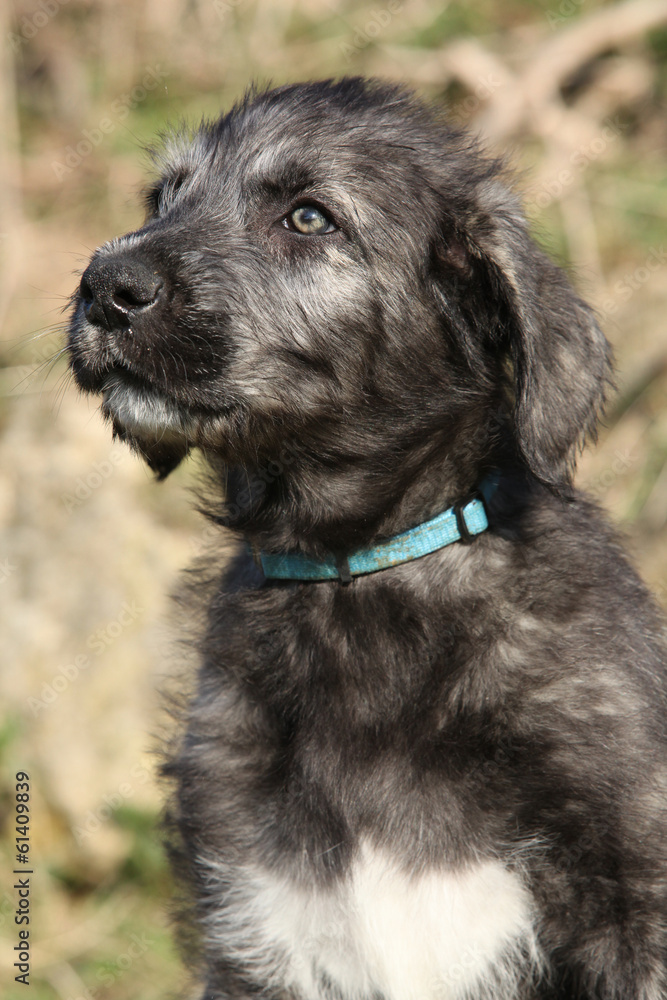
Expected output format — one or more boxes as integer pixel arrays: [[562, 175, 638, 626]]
[[209, 419, 508, 559], [258, 481, 496, 581]]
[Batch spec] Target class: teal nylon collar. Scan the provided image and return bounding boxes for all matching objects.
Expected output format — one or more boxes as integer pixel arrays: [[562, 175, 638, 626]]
[[258, 474, 498, 582]]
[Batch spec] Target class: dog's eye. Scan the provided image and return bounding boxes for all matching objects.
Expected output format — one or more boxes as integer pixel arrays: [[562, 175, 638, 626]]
[[285, 205, 336, 235]]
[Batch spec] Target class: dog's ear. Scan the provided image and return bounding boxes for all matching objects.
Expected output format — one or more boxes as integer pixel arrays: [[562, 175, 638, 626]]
[[472, 183, 613, 491]]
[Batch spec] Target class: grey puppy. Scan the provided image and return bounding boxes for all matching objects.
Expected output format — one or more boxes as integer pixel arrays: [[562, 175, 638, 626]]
[[67, 78, 667, 1000]]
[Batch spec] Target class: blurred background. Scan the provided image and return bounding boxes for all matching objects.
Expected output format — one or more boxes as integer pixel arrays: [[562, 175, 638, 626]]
[[1, 0, 666, 997]]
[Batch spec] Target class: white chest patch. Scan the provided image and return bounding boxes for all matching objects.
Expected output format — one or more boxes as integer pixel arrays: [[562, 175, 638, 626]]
[[203, 843, 543, 1000]]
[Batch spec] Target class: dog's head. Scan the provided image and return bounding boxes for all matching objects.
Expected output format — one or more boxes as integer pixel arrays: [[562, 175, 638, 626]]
[[68, 78, 612, 541]]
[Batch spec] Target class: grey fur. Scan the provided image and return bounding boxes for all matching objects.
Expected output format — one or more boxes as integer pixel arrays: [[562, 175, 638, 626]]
[[67, 78, 667, 999]]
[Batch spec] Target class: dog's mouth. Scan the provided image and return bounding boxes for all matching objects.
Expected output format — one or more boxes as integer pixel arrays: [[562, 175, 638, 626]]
[[101, 366, 201, 439], [97, 365, 231, 478]]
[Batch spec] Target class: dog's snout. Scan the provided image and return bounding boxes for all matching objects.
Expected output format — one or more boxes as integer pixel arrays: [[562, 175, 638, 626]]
[[80, 255, 164, 330]]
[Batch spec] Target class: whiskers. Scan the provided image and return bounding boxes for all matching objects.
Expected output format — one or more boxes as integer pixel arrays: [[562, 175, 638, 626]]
[[3, 323, 73, 416]]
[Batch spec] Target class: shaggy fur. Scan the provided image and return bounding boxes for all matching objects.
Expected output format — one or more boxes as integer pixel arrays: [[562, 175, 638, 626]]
[[67, 78, 667, 999]]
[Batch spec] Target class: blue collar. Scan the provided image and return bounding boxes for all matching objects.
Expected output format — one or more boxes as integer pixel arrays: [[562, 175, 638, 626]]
[[257, 474, 499, 583]]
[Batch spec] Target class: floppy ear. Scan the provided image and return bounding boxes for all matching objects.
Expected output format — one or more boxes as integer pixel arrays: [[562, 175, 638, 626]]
[[473, 183, 613, 490]]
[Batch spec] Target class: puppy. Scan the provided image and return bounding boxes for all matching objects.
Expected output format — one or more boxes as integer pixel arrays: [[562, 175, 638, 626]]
[[67, 78, 667, 1000]]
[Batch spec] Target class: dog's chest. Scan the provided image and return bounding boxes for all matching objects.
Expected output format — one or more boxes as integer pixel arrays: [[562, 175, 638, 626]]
[[205, 842, 541, 1000]]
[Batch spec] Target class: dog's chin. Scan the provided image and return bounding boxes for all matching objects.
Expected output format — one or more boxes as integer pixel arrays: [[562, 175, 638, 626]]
[[100, 370, 199, 479]]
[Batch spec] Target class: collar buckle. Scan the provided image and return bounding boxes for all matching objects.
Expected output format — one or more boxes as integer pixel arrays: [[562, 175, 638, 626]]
[[453, 501, 473, 544], [453, 488, 491, 546], [334, 552, 352, 585]]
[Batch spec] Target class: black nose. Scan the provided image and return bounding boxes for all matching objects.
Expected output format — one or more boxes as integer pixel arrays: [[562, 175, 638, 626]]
[[80, 254, 164, 330]]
